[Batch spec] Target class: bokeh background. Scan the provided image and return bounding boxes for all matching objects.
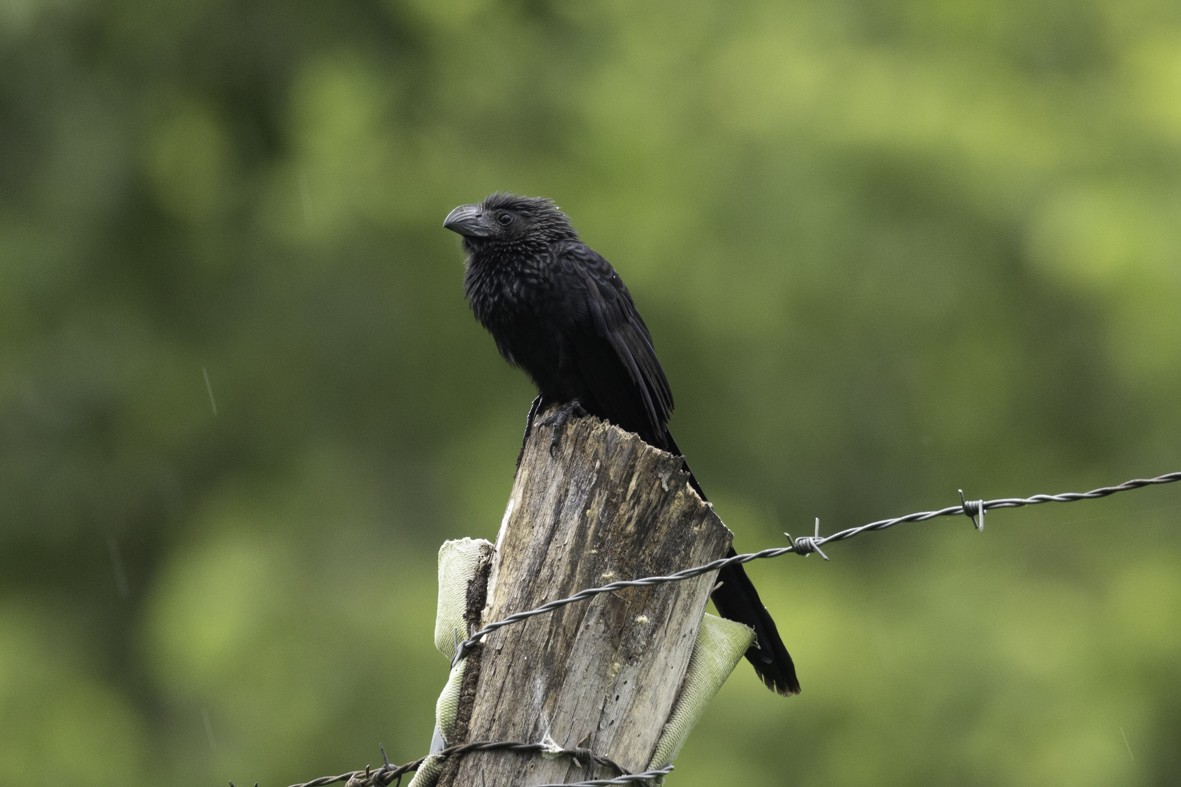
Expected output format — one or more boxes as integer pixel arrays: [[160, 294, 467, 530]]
[[3, 0, 1181, 784]]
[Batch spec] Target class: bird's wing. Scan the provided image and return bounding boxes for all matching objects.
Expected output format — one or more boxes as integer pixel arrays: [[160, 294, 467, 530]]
[[556, 242, 674, 447]]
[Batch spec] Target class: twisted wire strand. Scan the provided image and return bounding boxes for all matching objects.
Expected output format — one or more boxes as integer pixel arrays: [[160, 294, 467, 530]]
[[454, 470, 1181, 662], [286, 739, 637, 787]]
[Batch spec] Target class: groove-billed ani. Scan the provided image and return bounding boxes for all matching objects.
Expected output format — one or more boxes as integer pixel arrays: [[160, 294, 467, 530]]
[[444, 192, 799, 696]]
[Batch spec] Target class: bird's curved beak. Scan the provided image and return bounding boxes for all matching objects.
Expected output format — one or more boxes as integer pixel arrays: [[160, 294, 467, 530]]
[[443, 203, 491, 238]]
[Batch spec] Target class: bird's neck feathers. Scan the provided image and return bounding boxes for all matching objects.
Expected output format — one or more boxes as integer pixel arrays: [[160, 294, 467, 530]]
[[463, 236, 553, 278], [462, 239, 555, 320]]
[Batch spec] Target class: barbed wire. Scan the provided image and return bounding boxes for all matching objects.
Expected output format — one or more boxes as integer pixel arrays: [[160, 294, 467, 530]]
[[283, 738, 659, 787], [286, 468, 1180, 787], [453, 470, 1181, 663]]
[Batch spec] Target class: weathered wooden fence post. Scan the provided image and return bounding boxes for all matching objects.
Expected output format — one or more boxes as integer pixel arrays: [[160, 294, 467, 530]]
[[436, 414, 736, 785]]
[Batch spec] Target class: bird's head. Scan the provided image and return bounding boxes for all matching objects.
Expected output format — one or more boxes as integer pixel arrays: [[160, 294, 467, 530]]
[[443, 193, 579, 252]]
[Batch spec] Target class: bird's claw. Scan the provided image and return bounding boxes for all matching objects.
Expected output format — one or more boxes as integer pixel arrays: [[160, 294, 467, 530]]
[[516, 395, 546, 469], [540, 400, 586, 457]]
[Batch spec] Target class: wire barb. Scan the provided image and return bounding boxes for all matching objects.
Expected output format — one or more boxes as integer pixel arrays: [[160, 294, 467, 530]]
[[958, 489, 985, 531], [787, 517, 830, 560]]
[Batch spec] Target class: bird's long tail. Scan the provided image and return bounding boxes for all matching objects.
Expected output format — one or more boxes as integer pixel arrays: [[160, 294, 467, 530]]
[[711, 552, 800, 695], [661, 431, 800, 696]]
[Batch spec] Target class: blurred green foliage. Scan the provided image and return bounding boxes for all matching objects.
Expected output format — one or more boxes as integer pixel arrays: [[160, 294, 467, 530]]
[[2, 0, 1180, 784]]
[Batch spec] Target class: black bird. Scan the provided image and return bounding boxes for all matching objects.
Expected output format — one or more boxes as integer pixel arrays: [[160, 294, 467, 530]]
[[444, 192, 800, 696]]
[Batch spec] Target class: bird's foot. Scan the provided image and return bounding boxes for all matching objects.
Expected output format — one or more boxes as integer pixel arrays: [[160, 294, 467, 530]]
[[539, 399, 587, 457]]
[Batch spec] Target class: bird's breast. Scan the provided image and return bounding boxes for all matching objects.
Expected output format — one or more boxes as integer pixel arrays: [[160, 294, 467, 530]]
[[465, 255, 554, 324]]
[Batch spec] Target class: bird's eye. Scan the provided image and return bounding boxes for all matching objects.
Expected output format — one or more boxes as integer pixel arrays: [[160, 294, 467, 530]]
[[496, 212, 514, 226]]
